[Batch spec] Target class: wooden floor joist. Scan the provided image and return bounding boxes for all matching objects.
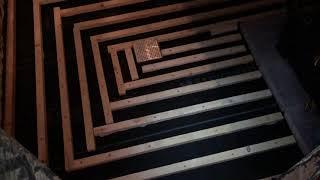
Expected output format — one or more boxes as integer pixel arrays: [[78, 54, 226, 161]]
[[71, 113, 284, 170], [3, 0, 16, 137], [74, 0, 215, 30], [161, 34, 243, 56], [61, 0, 150, 17], [94, 0, 283, 42], [112, 136, 296, 180], [90, 40, 114, 125], [54, 7, 96, 152], [142, 45, 247, 73], [125, 48, 139, 80], [107, 9, 283, 53], [125, 55, 253, 91], [110, 71, 262, 111], [32, 0, 67, 166], [94, 90, 272, 137]]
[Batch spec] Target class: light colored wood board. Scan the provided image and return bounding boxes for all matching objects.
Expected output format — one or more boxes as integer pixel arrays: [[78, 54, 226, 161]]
[[33, 0, 49, 164], [94, 0, 284, 42], [53, 7, 75, 170], [71, 113, 283, 170], [142, 45, 247, 73], [112, 136, 296, 180], [3, 0, 16, 137], [125, 48, 139, 80], [71, 26, 96, 152], [125, 55, 253, 91], [75, 0, 214, 30], [90, 39, 114, 124], [107, 23, 237, 52], [111, 71, 262, 111], [61, 0, 149, 17], [161, 34, 242, 56], [107, 9, 284, 52], [108, 49, 126, 96], [94, 90, 272, 137]]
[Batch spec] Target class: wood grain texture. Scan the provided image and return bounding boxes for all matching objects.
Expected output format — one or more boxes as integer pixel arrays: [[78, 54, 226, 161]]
[[95, 0, 284, 42], [95, 90, 272, 137], [142, 45, 247, 73], [71, 113, 283, 170], [125, 48, 139, 80], [125, 55, 253, 91], [90, 39, 114, 124], [3, 0, 16, 137], [110, 71, 262, 111], [161, 34, 242, 56], [53, 7, 75, 170], [113, 136, 295, 180]]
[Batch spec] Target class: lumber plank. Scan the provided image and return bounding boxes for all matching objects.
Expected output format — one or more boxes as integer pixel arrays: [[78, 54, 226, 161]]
[[108, 23, 237, 52], [72, 26, 96, 152], [108, 49, 126, 96], [95, 0, 284, 42], [90, 39, 114, 124], [33, 0, 50, 164], [74, 0, 214, 30], [142, 45, 247, 73], [71, 113, 283, 170], [53, 7, 75, 170], [3, 0, 16, 137], [94, 90, 272, 137], [125, 55, 253, 91], [125, 48, 139, 80], [113, 136, 296, 180], [110, 71, 262, 111], [61, 0, 149, 17], [107, 9, 284, 52], [161, 34, 242, 56]]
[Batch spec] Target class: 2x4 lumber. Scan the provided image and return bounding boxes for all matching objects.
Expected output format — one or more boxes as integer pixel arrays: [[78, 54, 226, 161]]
[[61, 0, 149, 17], [33, 0, 49, 164], [113, 136, 296, 180], [94, 90, 272, 137], [110, 71, 262, 111], [54, 8, 96, 152], [74, 0, 214, 30], [72, 26, 96, 151], [3, 0, 16, 137], [161, 34, 242, 56], [108, 23, 237, 52], [71, 113, 283, 170], [94, 0, 284, 42], [108, 49, 126, 96], [53, 7, 75, 170], [142, 45, 247, 73], [125, 55, 253, 91], [107, 9, 284, 52], [125, 48, 139, 80], [90, 40, 114, 124]]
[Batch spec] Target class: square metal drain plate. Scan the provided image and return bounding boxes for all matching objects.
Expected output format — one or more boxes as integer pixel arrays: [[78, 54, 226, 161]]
[[133, 38, 162, 63]]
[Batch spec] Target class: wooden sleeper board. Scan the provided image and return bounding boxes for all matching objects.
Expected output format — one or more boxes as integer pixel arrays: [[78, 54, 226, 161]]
[[94, 90, 273, 137], [71, 112, 284, 170], [113, 136, 296, 180]]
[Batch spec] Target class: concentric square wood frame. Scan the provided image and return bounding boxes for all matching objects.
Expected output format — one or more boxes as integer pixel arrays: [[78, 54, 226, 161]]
[[33, 0, 287, 172]]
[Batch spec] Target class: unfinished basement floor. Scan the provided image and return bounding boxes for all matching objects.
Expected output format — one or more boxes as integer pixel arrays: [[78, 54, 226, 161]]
[[14, 0, 305, 179]]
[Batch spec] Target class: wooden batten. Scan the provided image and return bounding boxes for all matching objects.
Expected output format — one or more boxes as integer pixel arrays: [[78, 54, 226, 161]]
[[71, 113, 284, 170], [94, 90, 272, 137]]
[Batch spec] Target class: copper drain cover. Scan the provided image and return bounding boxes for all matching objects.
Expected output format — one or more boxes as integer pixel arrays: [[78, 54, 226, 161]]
[[133, 38, 162, 63]]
